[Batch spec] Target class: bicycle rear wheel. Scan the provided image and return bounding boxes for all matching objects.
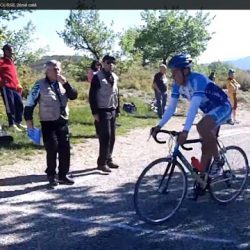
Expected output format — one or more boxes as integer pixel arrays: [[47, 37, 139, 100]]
[[209, 145, 249, 204], [134, 158, 187, 224]]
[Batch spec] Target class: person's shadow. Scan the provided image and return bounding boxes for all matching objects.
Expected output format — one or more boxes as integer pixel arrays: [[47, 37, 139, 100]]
[[0, 168, 109, 199]]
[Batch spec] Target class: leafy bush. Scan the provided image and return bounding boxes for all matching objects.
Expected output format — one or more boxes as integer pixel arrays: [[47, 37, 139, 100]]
[[17, 65, 42, 98], [62, 58, 92, 82], [235, 71, 250, 92], [119, 65, 157, 93]]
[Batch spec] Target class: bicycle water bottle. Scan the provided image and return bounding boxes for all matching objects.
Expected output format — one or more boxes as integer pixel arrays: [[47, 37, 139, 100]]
[[191, 157, 203, 172]]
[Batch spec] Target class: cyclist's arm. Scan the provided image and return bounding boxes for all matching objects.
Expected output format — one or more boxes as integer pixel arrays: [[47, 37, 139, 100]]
[[158, 97, 178, 127], [183, 95, 203, 132]]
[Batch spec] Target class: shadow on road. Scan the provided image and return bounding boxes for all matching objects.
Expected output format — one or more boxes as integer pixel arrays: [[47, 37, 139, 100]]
[[0, 172, 249, 250]]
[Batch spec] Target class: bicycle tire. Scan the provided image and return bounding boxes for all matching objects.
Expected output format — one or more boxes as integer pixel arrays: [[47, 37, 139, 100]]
[[209, 145, 249, 204], [134, 157, 187, 225]]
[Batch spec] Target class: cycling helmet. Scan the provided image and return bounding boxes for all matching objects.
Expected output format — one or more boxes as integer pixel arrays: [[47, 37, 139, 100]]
[[167, 54, 192, 69], [228, 69, 235, 75]]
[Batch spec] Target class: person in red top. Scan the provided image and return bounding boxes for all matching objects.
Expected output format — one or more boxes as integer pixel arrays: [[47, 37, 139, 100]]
[[0, 44, 26, 131]]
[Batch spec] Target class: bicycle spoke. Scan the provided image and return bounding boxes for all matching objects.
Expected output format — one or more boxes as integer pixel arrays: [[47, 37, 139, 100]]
[[134, 158, 187, 224]]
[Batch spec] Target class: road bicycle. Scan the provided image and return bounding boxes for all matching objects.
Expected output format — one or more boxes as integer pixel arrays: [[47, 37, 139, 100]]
[[134, 128, 249, 224]]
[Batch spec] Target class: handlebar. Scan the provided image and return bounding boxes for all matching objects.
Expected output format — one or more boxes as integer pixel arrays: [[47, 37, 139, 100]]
[[152, 129, 202, 151]]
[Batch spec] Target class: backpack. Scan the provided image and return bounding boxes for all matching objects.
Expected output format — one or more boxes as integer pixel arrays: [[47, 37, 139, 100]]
[[123, 102, 137, 113]]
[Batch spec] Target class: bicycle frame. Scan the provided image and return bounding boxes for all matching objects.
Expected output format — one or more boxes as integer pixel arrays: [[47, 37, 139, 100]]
[[170, 144, 208, 189]]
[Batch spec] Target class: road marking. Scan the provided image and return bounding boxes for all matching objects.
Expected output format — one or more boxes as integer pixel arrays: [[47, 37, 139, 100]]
[[0, 204, 237, 245]]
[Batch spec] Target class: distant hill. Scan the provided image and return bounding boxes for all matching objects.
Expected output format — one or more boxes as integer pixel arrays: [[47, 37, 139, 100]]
[[30, 55, 83, 71], [227, 56, 250, 70]]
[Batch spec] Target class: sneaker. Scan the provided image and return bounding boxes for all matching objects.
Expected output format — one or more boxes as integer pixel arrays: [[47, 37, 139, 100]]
[[107, 162, 119, 169], [16, 123, 27, 130], [9, 124, 22, 132], [209, 158, 224, 178], [58, 176, 75, 185], [97, 165, 112, 173], [47, 175, 58, 186], [227, 119, 234, 125]]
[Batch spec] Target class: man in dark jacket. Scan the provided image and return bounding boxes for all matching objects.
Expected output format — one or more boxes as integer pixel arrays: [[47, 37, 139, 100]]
[[152, 64, 168, 118], [24, 60, 78, 186], [89, 55, 120, 173]]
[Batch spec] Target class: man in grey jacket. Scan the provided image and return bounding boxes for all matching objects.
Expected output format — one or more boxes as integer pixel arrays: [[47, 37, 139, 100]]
[[24, 60, 78, 186], [89, 55, 120, 173]]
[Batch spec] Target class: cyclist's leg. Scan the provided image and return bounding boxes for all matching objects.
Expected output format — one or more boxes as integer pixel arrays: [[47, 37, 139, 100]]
[[197, 103, 232, 172], [197, 115, 218, 172]]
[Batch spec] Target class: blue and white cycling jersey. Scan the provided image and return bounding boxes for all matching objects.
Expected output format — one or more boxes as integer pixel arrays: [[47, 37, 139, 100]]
[[171, 72, 229, 113], [159, 72, 231, 131]]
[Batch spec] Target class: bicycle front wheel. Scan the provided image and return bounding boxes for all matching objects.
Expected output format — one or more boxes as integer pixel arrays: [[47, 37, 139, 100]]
[[209, 145, 249, 204], [134, 158, 187, 225]]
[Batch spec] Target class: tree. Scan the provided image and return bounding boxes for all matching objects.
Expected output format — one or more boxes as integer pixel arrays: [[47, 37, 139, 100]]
[[58, 10, 116, 60], [3, 21, 49, 65], [0, 10, 26, 44], [134, 10, 214, 65], [0, 10, 25, 21], [119, 28, 140, 58]]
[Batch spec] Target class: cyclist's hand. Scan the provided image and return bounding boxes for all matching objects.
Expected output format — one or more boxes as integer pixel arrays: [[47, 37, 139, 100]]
[[177, 130, 188, 145], [150, 125, 161, 138]]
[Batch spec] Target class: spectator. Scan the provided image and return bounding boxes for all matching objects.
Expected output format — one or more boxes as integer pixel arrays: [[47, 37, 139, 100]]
[[89, 55, 120, 173], [208, 71, 216, 81], [226, 69, 240, 124], [87, 60, 102, 83], [24, 60, 78, 186], [0, 44, 26, 132], [152, 64, 168, 118]]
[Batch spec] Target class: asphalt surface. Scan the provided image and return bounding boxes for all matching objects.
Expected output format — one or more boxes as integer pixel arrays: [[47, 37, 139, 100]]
[[0, 112, 250, 250]]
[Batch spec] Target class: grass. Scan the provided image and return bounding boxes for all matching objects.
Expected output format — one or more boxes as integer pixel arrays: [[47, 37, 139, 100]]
[[1, 86, 249, 166], [0, 96, 159, 166]]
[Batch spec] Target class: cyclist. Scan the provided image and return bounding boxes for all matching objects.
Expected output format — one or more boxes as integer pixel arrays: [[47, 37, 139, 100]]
[[152, 54, 232, 179]]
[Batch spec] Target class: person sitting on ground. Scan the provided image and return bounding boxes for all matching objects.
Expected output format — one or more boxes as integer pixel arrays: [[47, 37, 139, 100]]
[[87, 60, 102, 83], [151, 54, 232, 197], [226, 69, 241, 124]]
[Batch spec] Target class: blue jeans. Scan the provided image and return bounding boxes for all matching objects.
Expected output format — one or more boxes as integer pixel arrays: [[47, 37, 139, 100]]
[[155, 90, 167, 118]]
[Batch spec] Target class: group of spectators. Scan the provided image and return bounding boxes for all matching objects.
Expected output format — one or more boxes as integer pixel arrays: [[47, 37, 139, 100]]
[[0, 43, 242, 187]]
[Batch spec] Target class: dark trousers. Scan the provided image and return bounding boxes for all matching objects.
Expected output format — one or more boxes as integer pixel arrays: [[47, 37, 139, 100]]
[[155, 90, 167, 118], [95, 110, 116, 166], [1, 86, 23, 126], [41, 119, 70, 178]]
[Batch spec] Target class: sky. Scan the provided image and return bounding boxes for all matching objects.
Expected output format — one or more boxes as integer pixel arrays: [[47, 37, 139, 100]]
[[3, 10, 250, 64]]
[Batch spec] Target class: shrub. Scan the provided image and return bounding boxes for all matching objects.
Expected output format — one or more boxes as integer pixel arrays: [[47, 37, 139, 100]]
[[235, 71, 250, 92], [17, 65, 42, 98]]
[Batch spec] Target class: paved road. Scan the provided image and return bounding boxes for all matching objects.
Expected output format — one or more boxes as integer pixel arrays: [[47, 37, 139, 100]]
[[0, 111, 250, 250]]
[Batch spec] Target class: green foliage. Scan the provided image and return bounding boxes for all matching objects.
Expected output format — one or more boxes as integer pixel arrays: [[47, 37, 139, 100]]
[[58, 10, 116, 60], [119, 28, 142, 61], [0, 10, 31, 44], [0, 10, 25, 21], [119, 65, 156, 92], [134, 10, 213, 64], [62, 57, 92, 82], [235, 71, 250, 92], [17, 65, 43, 98], [3, 21, 49, 66]]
